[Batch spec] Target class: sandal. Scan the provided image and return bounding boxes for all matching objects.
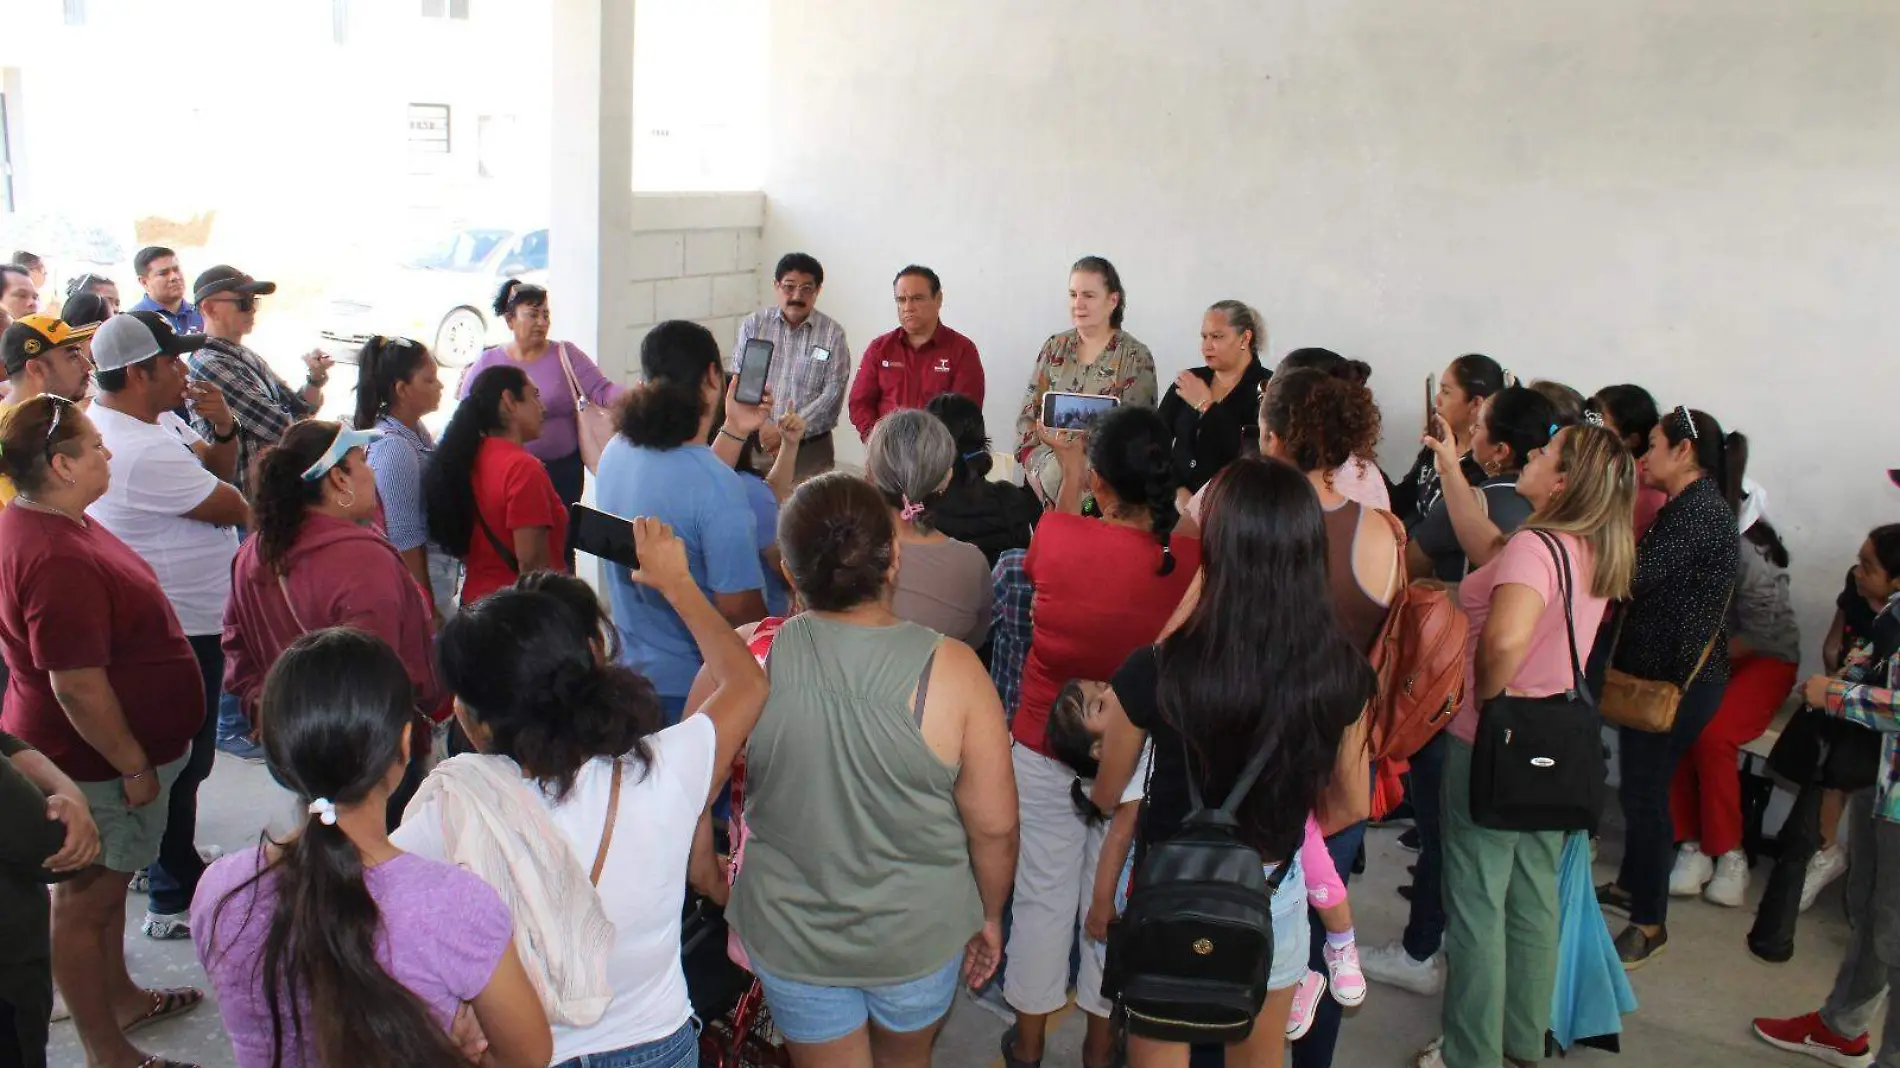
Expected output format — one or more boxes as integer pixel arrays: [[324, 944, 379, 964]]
[[135, 1058, 203, 1068], [123, 987, 204, 1035]]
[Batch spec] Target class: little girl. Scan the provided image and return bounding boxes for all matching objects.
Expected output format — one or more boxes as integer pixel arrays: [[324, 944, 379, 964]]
[[1047, 679, 1365, 1046]]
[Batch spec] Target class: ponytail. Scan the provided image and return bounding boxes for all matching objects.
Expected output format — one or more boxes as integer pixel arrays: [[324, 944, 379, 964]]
[[351, 336, 433, 431], [1660, 406, 1729, 488], [254, 422, 352, 575], [493, 278, 547, 319], [1448, 353, 1507, 401], [425, 365, 530, 558], [208, 629, 465, 1068], [1722, 428, 1791, 568]]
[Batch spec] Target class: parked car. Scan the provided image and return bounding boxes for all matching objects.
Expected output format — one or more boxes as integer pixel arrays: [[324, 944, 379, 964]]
[[321, 226, 547, 366]]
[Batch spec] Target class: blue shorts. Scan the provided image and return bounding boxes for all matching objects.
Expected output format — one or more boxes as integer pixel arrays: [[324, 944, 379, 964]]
[[1264, 854, 1312, 991], [748, 953, 961, 1045]]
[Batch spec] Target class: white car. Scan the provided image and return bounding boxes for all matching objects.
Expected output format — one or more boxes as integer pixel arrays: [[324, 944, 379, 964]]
[[321, 226, 548, 367]]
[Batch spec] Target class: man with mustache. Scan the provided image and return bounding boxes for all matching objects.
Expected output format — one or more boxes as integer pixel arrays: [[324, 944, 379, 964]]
[[731, 252, 851, 479]]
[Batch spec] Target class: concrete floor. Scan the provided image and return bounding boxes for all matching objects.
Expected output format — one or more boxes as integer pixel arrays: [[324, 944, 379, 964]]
[[51, 753, 1872, 1067]]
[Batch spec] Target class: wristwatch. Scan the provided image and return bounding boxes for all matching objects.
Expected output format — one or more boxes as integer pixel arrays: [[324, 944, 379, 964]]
[[211, 423, 239, 444]]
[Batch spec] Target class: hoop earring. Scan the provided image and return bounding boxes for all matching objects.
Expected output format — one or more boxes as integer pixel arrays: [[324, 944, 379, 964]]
[[337, 489, 357, 511]]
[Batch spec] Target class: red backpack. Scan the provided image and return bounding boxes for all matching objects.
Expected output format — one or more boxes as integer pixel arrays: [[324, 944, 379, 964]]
[[1364, 513, 1469, 817]]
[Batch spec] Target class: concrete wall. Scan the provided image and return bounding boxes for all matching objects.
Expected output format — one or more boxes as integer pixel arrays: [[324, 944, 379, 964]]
[[759, 0, 1900, 662], [604, 192, 764, 380]]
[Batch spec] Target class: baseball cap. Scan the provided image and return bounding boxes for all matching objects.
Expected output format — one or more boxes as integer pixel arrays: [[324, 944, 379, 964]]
[[193, 265, 278, 304], [91, 310, 209, 373], [59, 292, 113, 328], [301, 425, 382, 481], [3, 314, 100, 377]]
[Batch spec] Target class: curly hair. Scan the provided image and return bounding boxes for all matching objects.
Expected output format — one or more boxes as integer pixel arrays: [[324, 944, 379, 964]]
[[1259, 368, 1382, 475]]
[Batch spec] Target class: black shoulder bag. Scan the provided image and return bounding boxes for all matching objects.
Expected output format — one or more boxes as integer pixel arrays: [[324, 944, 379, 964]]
[[472, 509, 520, 574], [1768, 605, 1899, 791], [1469, 530, 1608, 833]]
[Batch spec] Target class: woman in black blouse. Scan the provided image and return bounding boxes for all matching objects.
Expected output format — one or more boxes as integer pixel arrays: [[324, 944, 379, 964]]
[[1390, 354, 1506, 527], [1156, 300, 1270, 510], [1596, 406, 1741, 968]]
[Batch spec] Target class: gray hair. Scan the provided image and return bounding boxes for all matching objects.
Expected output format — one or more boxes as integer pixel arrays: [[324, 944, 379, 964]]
[[1208, 300, 1264, 360], [865, 409, 956, 528]]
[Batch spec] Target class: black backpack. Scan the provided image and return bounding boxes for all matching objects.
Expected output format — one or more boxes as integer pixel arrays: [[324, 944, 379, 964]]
[[1101, 737, 1290, 1044]]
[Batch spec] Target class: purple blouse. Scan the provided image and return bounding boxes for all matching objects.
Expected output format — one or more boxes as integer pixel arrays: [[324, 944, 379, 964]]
[[458, 342, 626, 463]]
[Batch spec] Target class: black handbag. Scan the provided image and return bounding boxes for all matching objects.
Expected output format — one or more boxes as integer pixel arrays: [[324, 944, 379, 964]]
[[1469, 531, 1608, 833], [1767, 607, 1899, 791]]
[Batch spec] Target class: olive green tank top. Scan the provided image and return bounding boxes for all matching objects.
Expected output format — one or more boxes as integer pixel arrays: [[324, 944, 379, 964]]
[[728, 613, 982, 984]]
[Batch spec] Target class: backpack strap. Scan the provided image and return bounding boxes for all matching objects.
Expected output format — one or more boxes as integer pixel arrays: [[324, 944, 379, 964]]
[[1181, 730, 1281, 818], [473, 507, 521, 574]]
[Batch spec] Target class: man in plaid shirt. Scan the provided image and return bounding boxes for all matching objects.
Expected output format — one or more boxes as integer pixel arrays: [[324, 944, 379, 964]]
[[732, 252, 851, 481], [990, 548, 1033, 723], [184, 266, 331, 498]]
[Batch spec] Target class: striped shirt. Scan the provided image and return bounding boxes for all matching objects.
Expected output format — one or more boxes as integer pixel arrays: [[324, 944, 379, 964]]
[[186, 341, 315, 498], [366, 416, 435, 553], [731, 307, 852, 437]]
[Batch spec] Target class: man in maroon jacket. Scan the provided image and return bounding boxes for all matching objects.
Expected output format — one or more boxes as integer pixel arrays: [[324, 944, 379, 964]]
[[847, 265, 985, 440]]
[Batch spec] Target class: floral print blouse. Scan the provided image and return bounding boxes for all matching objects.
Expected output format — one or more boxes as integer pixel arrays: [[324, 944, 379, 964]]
[[1013, 329, 1158, 461]]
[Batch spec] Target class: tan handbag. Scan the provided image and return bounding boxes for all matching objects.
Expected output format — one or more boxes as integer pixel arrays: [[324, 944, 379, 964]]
[[1598, 591, 1731, 733], [556, 343, 617, 474]]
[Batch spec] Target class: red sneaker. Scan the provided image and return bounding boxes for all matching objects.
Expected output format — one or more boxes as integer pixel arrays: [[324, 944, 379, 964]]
[[1752, 1012, 1872, 1067]]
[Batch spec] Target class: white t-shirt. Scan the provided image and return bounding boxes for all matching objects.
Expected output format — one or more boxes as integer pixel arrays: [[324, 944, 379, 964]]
[[85, 404, 239, 636], [394, 715, 718, 1062], [1120, 740, 1154, 807]]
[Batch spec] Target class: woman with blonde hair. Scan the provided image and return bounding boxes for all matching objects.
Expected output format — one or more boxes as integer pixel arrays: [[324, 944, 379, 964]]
[[1414, 423, 1637, 1068]]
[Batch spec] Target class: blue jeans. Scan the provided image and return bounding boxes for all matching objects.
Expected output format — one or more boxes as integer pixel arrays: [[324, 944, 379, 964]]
[[145, 634, 222, 916], [554, 1020, 698, 1068], [1402, 731, 1449, 961], [1291, 819, 1368, 1068]]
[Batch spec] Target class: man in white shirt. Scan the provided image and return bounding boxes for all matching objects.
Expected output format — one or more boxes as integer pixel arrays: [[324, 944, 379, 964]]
[[85, 311, 250, 940]]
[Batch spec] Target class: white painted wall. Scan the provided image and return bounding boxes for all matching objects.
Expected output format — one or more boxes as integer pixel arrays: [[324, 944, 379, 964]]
[[759, 0, 1900, 663]]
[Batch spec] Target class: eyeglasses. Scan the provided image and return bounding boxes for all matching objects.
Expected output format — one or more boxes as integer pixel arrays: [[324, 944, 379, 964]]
[[776, 282, 817, 298]]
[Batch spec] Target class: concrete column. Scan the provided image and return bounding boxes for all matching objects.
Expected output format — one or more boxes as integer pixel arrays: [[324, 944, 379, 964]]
[[549, 0, 635, 383], [549, 0, 633, 594]]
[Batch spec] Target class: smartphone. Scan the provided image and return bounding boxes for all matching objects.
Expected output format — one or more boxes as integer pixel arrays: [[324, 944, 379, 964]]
[[568, 504, 640, 570], [1425, 372, 1438, 420], [1040, 391, 1119, 432], [735, 338, 774, 406]]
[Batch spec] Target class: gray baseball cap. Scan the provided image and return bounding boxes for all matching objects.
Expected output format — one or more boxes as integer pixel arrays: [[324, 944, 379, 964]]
[[91, 310, 208, 373]]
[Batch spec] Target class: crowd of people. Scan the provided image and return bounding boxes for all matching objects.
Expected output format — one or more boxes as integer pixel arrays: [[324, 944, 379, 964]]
[[0, 242, 1895, 1068]]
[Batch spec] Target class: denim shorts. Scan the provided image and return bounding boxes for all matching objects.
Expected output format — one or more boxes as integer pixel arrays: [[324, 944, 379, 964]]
[[1264, 854, 1312, 991], [553, 1019, 698, 1068], [748, 953, 961, 1045]]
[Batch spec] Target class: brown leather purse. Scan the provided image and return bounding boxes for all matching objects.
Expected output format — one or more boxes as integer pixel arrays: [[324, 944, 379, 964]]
[[1599, 592, 1731, 733]]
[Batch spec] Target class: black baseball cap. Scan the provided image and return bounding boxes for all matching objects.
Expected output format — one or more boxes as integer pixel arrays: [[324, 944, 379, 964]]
[[59, 292, 113, 328], [193, 265, 278, 304]]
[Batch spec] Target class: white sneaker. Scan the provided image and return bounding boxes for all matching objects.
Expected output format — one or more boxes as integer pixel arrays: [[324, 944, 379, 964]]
[[1357, 939, 1444, 996], [1412, 1035, 1447, 1068], [1800, 845, 1848, 914], [1669, 842, 1714, 897], [1703, 850, 1750, 907]]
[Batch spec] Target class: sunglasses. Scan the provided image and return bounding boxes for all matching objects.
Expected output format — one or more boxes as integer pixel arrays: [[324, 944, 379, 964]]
[[42, 397, 68, 466], [206, 294, 257, 313]]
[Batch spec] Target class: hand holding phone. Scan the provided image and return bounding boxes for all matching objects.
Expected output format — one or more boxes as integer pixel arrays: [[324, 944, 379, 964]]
[[736, 338, 775, 406], [627, 517, 692, 596], [568, 504, 640, 569]]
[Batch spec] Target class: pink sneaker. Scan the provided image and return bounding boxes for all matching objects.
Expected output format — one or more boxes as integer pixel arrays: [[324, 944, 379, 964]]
[[1285, 970, 1327, 1040], [1325, 940, 1367, 1007]]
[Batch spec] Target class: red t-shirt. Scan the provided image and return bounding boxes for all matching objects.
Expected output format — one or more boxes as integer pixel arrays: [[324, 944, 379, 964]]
[[0, 506, 203, 781], [1011, 512, 1201, 756], [461, 437, 569, 605]]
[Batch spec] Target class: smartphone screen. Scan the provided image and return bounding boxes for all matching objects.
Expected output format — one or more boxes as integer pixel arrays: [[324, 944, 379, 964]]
[[736, 338, 774, 405], [568, 504, 640, 570], [1040, 391, 1119, 431]]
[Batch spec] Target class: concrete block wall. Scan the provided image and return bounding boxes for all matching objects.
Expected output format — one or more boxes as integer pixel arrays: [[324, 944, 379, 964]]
[[606, 192, 767, 380]]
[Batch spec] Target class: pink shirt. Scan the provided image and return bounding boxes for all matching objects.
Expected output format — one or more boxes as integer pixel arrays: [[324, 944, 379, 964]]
[[1448, 530, 1610, 744]]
